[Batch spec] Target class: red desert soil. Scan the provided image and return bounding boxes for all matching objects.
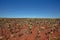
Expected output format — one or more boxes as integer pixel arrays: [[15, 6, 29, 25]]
[[0, 18, 60, 40]]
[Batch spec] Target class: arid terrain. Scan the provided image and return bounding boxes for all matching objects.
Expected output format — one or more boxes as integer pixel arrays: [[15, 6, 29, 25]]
[[0, 18, 60, 40]]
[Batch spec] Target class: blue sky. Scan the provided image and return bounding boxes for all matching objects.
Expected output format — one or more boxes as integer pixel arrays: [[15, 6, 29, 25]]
[[0, 0, 60, 18]]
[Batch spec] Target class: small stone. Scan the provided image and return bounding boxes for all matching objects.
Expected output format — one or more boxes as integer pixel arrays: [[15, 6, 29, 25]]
[[29, 26, 32, 29], [50, 31, 53, 34], [38, 30, 41, 33], [11, 34, 14, 37], [0, 36, 3, 39], [41, 27, 45, 29]]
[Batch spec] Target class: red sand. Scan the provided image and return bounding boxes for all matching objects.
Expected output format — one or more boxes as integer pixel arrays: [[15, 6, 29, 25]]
[[0, 18, 60, 40]]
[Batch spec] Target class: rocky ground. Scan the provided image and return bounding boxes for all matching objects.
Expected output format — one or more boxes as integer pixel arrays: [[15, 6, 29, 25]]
[[0, 18, 60, 40]]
